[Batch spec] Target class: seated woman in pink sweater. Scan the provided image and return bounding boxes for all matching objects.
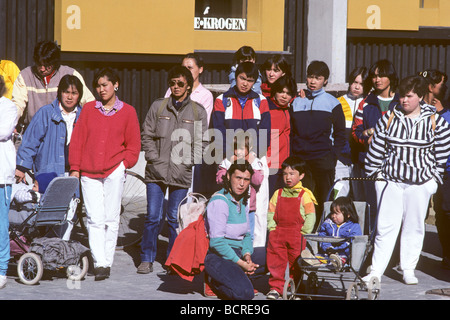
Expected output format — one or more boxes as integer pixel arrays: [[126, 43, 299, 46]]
[[69, 67, 141, 281], [216, 134, 263, 242]]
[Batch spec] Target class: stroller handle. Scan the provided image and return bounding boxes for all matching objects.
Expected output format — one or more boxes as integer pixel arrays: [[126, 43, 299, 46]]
[[339, 177, 386, 182]]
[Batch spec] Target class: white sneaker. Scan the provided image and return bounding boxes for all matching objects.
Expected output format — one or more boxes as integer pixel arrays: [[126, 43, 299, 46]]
[[403, 270, 418, 285], [0, 275, 7, 289], [266, 290, 280, 300], [362, 273, 381, 285]]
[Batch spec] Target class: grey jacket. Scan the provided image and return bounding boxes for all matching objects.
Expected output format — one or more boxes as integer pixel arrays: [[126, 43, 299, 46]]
[[142, 96, 208, 188]]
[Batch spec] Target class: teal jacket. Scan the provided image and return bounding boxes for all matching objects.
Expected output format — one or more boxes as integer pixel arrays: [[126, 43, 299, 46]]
[[206, 189, 253, 263]]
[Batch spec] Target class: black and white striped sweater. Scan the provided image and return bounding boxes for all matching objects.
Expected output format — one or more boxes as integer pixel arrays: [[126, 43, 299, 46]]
[[365, 104, 450, 184]]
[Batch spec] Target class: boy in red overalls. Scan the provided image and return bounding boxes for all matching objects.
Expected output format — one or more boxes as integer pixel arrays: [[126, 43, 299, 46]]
[[266, 156, 317, 300]]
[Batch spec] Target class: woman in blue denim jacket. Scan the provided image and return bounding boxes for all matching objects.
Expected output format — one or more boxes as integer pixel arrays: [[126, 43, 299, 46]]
[[15, 75, 83, 180]]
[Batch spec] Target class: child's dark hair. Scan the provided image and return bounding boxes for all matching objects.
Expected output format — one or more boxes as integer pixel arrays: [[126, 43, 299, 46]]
[[233, 46, 256, 65], [281, 156, 307, 175], [398, 75, 428, 98], [330, 196, 359, 223], [235, 61, 259, 81], [307, 61, 330, 80], [233, 132, 252, 153], [347, 66, 371, 96], [270, 75, 297, 98]]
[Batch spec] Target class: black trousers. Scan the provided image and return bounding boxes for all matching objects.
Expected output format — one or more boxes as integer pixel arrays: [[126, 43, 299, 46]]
[[301, 153, 336, 231], [434, 172, 450, 260]]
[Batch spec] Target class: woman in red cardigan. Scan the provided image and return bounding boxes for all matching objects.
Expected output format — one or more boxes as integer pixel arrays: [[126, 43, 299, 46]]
[[69, 67, 141, 281], [267, 76, 297, 198]]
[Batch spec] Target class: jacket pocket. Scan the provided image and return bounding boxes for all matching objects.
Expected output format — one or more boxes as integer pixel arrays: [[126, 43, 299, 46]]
[[155, 116, 171, 138]]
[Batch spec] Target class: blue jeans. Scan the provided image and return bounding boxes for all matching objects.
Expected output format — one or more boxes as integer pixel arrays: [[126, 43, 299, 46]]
[[204, 248, 254, 300], [204, 247, 266, 300], [0, 185, 12, 276], [140, 183, 188, 263]]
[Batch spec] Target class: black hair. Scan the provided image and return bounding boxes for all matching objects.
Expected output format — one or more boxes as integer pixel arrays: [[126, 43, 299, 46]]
[[235, 61, 259, 82], [0, 75, 6, 97], [33, 41, 61, 70], [57, 75, 84, 105], [419, 69, 448, 86], [261, 54, 292, 78], [222, 161, 254, 205], [307, 61, 330, 80], [281, 156, 307, 175], [232, 46, 256, 65], [330, 196, 359, 223], [398, 75, 428, 98], [168, 65, 194, 95], [182, 52, 205, 69], [270, 75, 297, 98], [368, 59, 399, 93], [93, 67, 120, 89], [347, 66, 371, 96]]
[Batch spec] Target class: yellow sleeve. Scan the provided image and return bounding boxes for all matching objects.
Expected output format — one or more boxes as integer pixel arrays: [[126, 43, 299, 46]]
[[301, 192, 316, 234], [12, 73, 28, 118], [267, 190, 279, 232]]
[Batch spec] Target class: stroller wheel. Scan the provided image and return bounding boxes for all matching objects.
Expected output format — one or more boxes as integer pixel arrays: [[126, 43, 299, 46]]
[[17, 253, 43, 285], [282, 278, 296, 300], [367, 276, 380, 300], [67, 255, 89, 281], [346, 282, 359, 300]]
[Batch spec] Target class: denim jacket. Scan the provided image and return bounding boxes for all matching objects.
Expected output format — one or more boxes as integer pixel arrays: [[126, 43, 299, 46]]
[[16, 99, 82, 176]]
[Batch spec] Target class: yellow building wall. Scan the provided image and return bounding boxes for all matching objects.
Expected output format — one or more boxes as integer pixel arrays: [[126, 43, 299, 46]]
[[55, 0, 284, 54], [348, 0, 450, 30]]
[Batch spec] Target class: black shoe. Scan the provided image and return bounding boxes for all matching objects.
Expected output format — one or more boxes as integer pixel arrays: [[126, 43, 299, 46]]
[[94, 267, 109, 281]]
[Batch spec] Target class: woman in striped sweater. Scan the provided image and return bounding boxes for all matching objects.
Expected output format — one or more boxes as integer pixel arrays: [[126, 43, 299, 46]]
[[363, 75, 450, 285]]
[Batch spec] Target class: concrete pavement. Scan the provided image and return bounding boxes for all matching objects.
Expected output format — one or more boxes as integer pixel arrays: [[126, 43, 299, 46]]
[[1, 223, 449, 302]]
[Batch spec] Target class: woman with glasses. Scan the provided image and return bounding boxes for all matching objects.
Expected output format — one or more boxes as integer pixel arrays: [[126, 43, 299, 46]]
[[69, 67, 141, 281], [138, 65, 208, 275]]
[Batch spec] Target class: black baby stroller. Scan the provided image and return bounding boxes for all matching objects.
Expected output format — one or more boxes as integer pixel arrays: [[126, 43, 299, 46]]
[[8, 176, 89, 285], [282, 177, 384, 300]]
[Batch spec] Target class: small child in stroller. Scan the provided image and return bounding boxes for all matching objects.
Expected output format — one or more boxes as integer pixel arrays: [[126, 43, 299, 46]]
[[302, 196, 362, 270], [9, 172, 77, 241]]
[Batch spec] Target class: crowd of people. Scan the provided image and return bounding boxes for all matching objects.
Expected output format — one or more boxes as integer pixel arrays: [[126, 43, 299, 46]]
[[0, 41, 449, 300]]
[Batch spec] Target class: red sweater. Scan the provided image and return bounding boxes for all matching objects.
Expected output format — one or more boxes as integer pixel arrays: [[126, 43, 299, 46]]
[[69, 101, 141, 178], [267, 97, 290, 169]]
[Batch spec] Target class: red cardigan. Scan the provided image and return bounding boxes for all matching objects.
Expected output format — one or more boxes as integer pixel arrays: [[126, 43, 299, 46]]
[[69, 101, 141, 178], [267, 97, 291, 169], [165, 214, 209, 282]]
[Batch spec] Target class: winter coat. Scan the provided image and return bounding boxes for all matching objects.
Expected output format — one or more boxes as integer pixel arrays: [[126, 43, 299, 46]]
[[142, 96, 208, 188]]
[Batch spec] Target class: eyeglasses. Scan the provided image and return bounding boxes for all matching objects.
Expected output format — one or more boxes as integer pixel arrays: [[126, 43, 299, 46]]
[[168, 80, 186, 88]]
